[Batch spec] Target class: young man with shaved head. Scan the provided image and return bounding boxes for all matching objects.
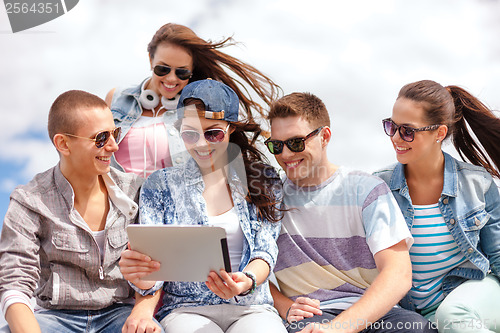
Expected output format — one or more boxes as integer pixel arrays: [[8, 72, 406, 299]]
[[0, 90, 148, 332]]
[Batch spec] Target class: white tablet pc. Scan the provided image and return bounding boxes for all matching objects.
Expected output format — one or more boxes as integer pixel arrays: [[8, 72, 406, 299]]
[[126, 224, 231, 282]]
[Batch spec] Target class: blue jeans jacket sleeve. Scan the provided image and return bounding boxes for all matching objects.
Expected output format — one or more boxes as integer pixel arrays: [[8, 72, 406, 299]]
[[247, 202, 280, 273], [481, 180, 500, 276], [245, 166, 282, 273], [129, 170, 170, 295]]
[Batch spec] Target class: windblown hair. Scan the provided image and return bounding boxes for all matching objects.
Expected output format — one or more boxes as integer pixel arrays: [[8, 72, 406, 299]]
[[148, 23, 281, 125], [398, 80, 500, 178], [182, 98, 283, 223], [48, 90, 108, 144], [267, 92, 330, 129]]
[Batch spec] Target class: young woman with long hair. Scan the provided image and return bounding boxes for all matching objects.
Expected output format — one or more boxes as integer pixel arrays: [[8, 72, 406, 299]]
[[375, 80, 500, 332], [106, 23, 280, 178], [119, 80, 286, 333]]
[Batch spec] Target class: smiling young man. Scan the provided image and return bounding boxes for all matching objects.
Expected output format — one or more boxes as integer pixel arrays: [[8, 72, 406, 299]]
[[266, 92, 436, 333], [0, 90, 145, 333]]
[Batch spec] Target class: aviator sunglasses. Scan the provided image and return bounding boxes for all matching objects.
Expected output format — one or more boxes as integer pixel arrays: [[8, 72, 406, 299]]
[[382, 118, 440, 142], [64, 127, 121, 148], [180, 124, 231, 145], [153, 65, 193, 80], [265, 126, 324, 155]]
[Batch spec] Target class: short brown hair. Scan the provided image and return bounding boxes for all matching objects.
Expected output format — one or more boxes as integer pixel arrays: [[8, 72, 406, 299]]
[[268, 92, 330, 128], [48, 90, 108, 143]]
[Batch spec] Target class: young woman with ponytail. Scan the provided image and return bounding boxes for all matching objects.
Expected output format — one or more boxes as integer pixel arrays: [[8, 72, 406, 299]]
[[374, 80, 500, 332]]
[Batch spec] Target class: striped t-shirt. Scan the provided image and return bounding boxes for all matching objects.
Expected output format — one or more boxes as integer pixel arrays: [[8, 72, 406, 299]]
[[409, 203, 466, 309], [274, 167, 413, 310]]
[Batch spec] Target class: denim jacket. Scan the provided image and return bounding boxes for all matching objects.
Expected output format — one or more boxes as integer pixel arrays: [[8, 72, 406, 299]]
[[109, 78, 190, 171], [374, 152, 500, 311], [136, 156, 283, 321]]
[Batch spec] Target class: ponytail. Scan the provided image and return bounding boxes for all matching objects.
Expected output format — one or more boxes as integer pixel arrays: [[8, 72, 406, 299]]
[[446, 86, 500, 178]]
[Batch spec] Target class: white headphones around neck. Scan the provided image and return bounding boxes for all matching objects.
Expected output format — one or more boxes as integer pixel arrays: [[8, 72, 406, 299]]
[[139, 79, 177, 111]]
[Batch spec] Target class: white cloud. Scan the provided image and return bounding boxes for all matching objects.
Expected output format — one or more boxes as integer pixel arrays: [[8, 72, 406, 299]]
[[0, 178, 17, 193], [0, 139, 58, 179]]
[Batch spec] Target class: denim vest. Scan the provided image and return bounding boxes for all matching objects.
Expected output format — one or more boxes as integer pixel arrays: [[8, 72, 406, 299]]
[[374, 152, 500, 311], [109, 78, 189, 171]]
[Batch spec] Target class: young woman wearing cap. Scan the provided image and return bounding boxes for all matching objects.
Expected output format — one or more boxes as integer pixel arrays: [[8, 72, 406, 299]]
[[374, 80, 500, 332], [119, 80, 286, 333], [105, 23, 280, 178]]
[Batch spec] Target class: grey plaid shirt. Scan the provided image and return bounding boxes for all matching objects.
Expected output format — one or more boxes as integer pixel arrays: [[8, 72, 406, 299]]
[[0, 165, 144, 311]]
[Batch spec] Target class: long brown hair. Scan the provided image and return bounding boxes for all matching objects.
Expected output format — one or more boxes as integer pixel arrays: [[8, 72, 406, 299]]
[[398, 80, 500, 178], [228, 121, 283, 223], [148, 23, 281, 125], [180, 98, 283, 223]]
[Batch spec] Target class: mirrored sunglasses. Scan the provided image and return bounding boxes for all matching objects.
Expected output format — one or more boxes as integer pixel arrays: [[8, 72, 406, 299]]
[[64, 127, 121, 148], [153, 65, 193, 80], [180, 124, 230, 145], [382, 118, 440, 142], [265, 126, 324, 155]]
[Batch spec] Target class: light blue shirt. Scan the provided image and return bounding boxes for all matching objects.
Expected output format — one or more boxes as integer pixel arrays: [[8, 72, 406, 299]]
[[409, 203, 466, 309]]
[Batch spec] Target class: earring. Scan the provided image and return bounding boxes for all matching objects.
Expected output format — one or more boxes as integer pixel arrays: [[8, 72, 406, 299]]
[[436, 139, 441, 143]]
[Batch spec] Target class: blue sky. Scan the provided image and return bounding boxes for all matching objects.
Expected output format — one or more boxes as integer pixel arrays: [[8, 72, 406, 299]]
[[1, 0, 500, 228]]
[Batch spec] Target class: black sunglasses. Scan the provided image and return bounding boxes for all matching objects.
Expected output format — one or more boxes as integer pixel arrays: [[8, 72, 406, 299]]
[[382, 118, 440, 142], [64, 127, 121, 148], [180, 124, 230, 145], [265, 127, 324, 155], [153, 65, 193, 80]]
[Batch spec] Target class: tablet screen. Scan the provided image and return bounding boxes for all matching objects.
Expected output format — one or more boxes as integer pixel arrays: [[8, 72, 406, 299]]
[[126, 225, 231, 282]]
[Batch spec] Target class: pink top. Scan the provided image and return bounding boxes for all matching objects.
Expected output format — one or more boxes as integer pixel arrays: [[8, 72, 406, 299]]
[[115, 116, 172, 177]]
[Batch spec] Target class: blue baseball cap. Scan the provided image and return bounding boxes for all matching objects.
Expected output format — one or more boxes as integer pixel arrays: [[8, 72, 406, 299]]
[[177, 79, 239, 122]]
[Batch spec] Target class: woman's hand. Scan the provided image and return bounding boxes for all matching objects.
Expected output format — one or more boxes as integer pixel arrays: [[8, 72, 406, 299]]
[[205, 269, 253, 299], [119, 244, 160, 290], [287, 297, 322, 323]]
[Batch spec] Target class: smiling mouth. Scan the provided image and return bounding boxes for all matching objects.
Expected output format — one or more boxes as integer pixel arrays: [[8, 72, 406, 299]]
[[162, 82, 177, 89], [284, 160, 302, 168], [96, 156, 111, 162], [395, 146, 410, 152], [194, 149, 214, 158]]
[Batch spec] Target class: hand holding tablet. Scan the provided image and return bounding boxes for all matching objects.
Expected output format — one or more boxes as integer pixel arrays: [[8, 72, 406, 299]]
[[126, 225, 231, 282]]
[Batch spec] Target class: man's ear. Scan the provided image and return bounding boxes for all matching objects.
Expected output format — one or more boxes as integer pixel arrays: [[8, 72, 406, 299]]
[[53, 134, 71, 156], [321, 126, 332, 147]]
